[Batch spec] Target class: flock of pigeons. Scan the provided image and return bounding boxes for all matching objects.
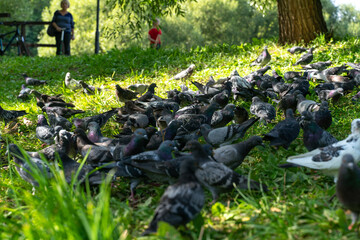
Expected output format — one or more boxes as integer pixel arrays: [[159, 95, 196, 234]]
[[2, 45, 360, 234]]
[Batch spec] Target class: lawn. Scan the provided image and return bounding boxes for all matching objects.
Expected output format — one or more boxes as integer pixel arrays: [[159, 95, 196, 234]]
[[1, 37, 360, 239]]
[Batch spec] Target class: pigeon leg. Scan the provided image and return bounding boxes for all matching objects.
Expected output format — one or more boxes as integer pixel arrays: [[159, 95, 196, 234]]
[[129, 179, 140, 201], [349, 212, 359, 230]]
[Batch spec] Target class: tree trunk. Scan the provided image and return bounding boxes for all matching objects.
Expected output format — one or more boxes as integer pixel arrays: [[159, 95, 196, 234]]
[[277, 0, 328, 44]]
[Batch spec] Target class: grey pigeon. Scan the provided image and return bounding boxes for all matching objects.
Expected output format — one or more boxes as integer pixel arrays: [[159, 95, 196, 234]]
[[31, 90, 65, 103], [286, 118, 360, 182], [142, 157, 204, 235], [72, 109, 116, 130], [7, 143, 53, 194], [250, 96, 276, 124], [183, 140, 266, 204], [336, 154, 360, 230], [213, 136, 264, 170], [127, 84, 149, 95], [300, 110, 337, 151], [318, 88, 344, 103], [263, 109, 300, 149], [287, 46, 307, 54], [284, 71, 303, 81], [210, 103, 235, 128], [48, 113, 73, 131], [22, 73, 46, 86], [43, 106, 85, 119], [250, 46, 271, 67], [17, 84, 32, 100], [87, 121, 120, 147], [74, 128, 114, 166], [201, 117, 259, 147], [0, 105, 27, 126], [293, 47, 314, 66], [136, 83, 157, 102], [233, 106, 249, 124], [301, 60, 332, 71], [79, 80, 101, 95], [352, 91, 360, 102], [115, 84, 138, 102], [64, 72, 81, 90], [311, 101, 332, 130], [296, 94, 320, 114], [36, 114, 56, 145], [172, 64, 196, 81]]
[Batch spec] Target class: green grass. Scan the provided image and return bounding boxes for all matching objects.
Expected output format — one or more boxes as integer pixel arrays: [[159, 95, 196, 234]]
[[1, 36, 360, 239]]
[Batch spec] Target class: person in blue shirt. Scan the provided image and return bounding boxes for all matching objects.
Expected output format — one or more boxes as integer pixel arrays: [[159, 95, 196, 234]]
[[51, 0, 75, 55]]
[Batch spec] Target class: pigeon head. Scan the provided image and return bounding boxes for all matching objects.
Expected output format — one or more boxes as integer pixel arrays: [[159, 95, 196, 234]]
[[87, 121, 102, 138], [309, 47, 315, 53], [148, 83, 157, 91], [73, 118, 85, 129], [133, 128, 148, 140], [37, 114, 48, 126], [182, 140, 208, 158], [251, 96, 261, 103], [7, 143, 26, 164], [351, 119, 360, 134], [341, 154, 355, 171]]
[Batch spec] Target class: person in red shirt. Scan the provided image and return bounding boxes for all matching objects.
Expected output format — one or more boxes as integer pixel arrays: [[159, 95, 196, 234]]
[[148, 18, 161, 49]]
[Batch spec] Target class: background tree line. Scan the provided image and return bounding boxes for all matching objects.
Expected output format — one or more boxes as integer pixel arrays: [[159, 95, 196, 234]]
[[0, 0, 359, 56]]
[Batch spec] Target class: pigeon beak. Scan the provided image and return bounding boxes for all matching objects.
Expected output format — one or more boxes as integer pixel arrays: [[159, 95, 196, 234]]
[[347, 162, 354, 170]]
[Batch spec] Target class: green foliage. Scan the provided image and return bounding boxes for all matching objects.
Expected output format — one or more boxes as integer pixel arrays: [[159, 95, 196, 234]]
[[1, 37, 360, 238], [162, 0, 278, 49]]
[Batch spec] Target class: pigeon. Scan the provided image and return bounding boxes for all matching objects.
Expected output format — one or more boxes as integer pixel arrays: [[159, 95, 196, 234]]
[[115, 84, 139, 102], [312, 101, 332, 130], [64, 72, 81, 90], [286, 118, 360, 182], [48, 113, 73, 131], [233, 106, 249, 124], [22, 73, 46, 86], [287, 46, 308, 54], [136, 83, 157, 102], [250, 46, 271, 67], [0, 105, 27, 126], [296, 94, 320, 114], [43, 106, 85, 119], [36, 114, 56, 145], [79, 80, 101, 95], [230, 70, 252, 89], [299, 111, 338, 151], [72, 109, 116, 130], [318, 88, 344, 103], [283, 71, 303, 81], [336, 154, 360, 230], [142, 157, 204, 235], [293, 48, 314, 66], [200, 117, 259, 147], [74, 128, 114, 166], [31, 90, 65, 103], [301, 60, 332, 71], [36, 100, 75, 109], [7, 143, 53, 193], [172, 64, 196, 81], [86, 121, 120, 147], [213, 136, 264, 170], [211, 103, 236, 128], [250, 96, 276, 124], [57, 151, 105, 185], [182, 140, 266, 204], [263, 109, 300, 149], [17, 84, 32, 100], [111, 128, 149, 160], [127, 84, 149, 95]]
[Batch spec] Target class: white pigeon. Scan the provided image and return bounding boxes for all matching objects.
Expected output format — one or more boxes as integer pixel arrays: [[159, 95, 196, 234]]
[[286, 118, 360, 182]]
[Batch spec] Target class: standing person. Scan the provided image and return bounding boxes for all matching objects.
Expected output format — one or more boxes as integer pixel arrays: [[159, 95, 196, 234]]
[[51, 0, 75, 56], [148, 18, 161, 50]]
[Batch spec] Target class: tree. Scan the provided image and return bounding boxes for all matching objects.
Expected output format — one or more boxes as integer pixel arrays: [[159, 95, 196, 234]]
[[277, 0, 328, 44], [252, 0, 329, 44]]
